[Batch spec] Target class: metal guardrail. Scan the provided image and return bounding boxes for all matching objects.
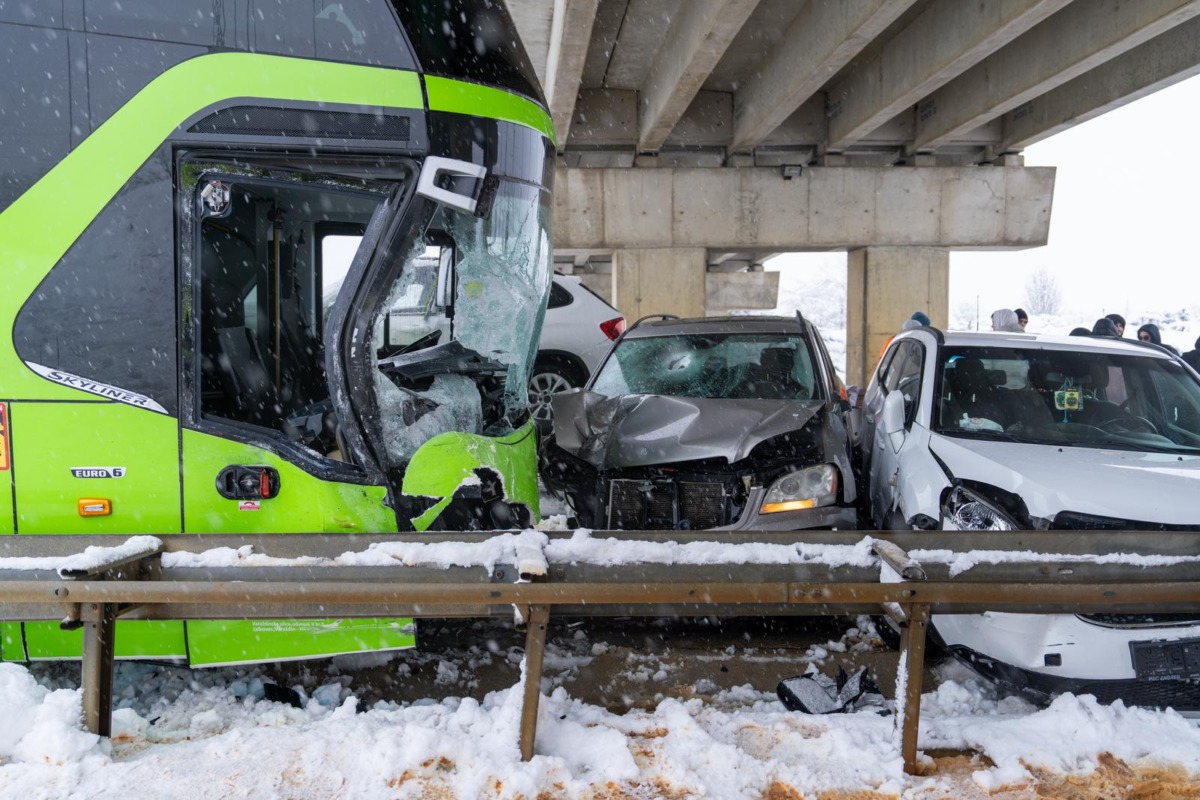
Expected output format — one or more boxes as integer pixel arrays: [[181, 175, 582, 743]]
[[2, 530, 1200, 773]]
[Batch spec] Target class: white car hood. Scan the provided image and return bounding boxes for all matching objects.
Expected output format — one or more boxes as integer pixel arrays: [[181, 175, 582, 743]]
[[929, 434, 1200, 525]]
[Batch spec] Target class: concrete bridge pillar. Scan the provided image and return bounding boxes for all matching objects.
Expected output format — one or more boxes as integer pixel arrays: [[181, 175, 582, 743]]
[[846, 246, 949, 387], [612, 247, 708, 321]]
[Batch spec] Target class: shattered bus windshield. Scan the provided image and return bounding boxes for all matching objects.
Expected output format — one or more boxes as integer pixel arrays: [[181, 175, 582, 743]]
[[370, 182, 552, 465]]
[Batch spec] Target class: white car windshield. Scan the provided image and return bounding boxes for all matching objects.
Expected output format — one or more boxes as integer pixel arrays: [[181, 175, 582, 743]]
[[934, 345, 1200, 453], [591, 333, 820, 401]]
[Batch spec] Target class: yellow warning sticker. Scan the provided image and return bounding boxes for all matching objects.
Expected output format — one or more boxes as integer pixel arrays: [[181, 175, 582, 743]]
[[0, 403, 8, 471]]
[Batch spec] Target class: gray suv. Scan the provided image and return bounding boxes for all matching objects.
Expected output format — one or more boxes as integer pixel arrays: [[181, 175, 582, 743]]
[[541, 314, 857, 531]]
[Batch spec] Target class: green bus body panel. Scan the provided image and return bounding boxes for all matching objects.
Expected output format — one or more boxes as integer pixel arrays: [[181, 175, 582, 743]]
[[1, 623, 23, 661], [23, 621, 187, 661], [181, 429, 396, 534], [424, 75, 555, 142], [185, 619, 416, 667], [12, 403, 181, 534], [0, 53, 422, 402], [179, 431, 406, 665], [17, 619, 414, 666], [404, 422, 540, 530]]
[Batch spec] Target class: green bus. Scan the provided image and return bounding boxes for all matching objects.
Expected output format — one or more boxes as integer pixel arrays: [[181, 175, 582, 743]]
[[0, 1, 553, 665]]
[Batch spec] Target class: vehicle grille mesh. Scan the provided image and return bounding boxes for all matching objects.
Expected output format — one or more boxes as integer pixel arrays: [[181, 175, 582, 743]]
[[607, 479, 729, 530], [680, 482, 725, 529]]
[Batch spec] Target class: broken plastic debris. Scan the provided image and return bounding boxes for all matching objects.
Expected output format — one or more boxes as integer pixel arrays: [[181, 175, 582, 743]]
[[777, 665, 887, 715]]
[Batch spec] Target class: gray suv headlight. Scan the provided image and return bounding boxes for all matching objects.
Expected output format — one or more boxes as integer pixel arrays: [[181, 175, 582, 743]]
[[941, 486, 1018, 531], [760, 465, 837, 514]]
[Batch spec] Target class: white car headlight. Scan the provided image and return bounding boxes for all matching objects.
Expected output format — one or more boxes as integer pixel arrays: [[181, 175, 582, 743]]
[[760, 465, 837, 513], [941, 486, 1018, 531]]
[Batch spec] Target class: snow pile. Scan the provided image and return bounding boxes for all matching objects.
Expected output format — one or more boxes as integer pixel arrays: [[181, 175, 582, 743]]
[[0, 536, 163, 574], [2, 658, 1197, 798], [153, 530, 885, 573], [908, 546, 1200, 577]]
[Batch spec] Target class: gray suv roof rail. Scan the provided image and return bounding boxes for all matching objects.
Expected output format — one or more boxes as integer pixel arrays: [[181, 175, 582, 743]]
[[629, 313, 680, 329]]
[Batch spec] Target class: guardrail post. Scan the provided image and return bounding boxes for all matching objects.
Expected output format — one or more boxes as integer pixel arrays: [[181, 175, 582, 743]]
[[80, 602, 117, 737], [519, 604, 551, 761], [897, 603, 930, 774]]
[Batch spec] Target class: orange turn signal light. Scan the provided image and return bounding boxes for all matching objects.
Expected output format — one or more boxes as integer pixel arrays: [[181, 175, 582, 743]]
[[759, 499, 817, 514], [78, 498, 112, 517]]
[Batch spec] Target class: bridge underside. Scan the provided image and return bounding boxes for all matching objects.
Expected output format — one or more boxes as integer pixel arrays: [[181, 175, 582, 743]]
[[511, 0, 1200, 382], [554, 164, 1053, 383]]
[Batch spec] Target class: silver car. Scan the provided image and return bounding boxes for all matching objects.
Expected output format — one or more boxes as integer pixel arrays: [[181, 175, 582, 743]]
[[860, 327, 1200, 710]]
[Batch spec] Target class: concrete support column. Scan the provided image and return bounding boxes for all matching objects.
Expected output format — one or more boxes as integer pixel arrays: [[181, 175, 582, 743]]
[[612, 247, 707, 321], [846, 246, 949, 387]]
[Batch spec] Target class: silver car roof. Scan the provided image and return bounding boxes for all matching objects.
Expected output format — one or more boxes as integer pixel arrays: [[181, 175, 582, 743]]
[[901, 328, 1176, 359]]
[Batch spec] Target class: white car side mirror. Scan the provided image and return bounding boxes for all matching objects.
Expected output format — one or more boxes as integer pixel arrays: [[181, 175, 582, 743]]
[[882, 390, 907, 452]]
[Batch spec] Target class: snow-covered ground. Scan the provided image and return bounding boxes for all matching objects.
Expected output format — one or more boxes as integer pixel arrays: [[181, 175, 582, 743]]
[[2, 617, 1200, 799]]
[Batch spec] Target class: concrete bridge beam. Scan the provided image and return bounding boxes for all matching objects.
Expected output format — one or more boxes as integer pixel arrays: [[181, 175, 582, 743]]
[[827, 0, 1069, 150], [1001, 14, 1200, 150], [729, 0, 917, 152], [554, 166, 1055, 251], [912, 0, 1200, 152], [639, 0, 759, 153]]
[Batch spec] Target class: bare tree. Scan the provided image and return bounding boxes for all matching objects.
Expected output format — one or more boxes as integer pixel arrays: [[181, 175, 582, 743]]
[[1025, 266, 1061, 315]]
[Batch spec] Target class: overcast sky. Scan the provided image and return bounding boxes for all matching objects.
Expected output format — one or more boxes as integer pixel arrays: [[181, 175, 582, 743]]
[[951, 73, 1200, 319]]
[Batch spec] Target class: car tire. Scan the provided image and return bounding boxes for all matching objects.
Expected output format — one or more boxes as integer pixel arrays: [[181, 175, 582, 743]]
[[529, 355, 587, 429]]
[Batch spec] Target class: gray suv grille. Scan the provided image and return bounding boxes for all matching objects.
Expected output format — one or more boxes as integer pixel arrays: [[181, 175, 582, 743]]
[[607, 479, 729, 530]]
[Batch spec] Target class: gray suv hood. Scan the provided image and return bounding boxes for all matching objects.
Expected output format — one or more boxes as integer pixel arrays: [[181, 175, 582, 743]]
[[551, 390, 824, 469]]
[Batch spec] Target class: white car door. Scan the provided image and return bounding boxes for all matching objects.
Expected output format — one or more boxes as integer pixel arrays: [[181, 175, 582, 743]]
[[868, 340, 926, 527]]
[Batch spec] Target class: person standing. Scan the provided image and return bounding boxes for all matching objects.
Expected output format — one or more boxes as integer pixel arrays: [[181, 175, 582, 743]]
[[1136, 323, 1180, 355], [876, 311, 931, 364], [1014, 308, 1029, 330], [1105, 313, 1126, 337], [990, 309, 1024, 332], [1182, 337, 1200, 371]]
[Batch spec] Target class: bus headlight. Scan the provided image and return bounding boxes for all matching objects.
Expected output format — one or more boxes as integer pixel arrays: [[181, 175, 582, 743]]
[[941, 486, 1018, 531], [760, 465, 837, 513]]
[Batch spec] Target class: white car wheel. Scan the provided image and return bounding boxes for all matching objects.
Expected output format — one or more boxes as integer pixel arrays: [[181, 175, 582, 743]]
[[529, 368, 576, 424]]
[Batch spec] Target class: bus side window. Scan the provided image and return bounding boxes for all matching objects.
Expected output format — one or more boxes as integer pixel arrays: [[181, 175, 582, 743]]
[[196, 171, 385, 458]]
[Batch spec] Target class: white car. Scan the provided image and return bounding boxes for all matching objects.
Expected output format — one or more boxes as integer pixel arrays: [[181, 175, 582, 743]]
[[529, 274, 625, 425], [859, 328, 1200, 710]]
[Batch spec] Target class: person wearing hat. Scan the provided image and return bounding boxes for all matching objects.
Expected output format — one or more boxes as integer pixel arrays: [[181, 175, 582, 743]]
[[1136, 323, 1180, 355], [1105, 313, 1126, 337], [875, 311, 931, 366], [990, 309, 1024, 333]]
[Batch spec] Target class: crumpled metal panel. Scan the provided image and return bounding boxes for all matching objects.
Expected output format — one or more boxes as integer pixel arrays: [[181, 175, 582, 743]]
[[551, 389, 825, 469]]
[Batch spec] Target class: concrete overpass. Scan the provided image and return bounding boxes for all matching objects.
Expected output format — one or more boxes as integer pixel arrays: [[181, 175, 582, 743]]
[[509, 0, 1200, 383]]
